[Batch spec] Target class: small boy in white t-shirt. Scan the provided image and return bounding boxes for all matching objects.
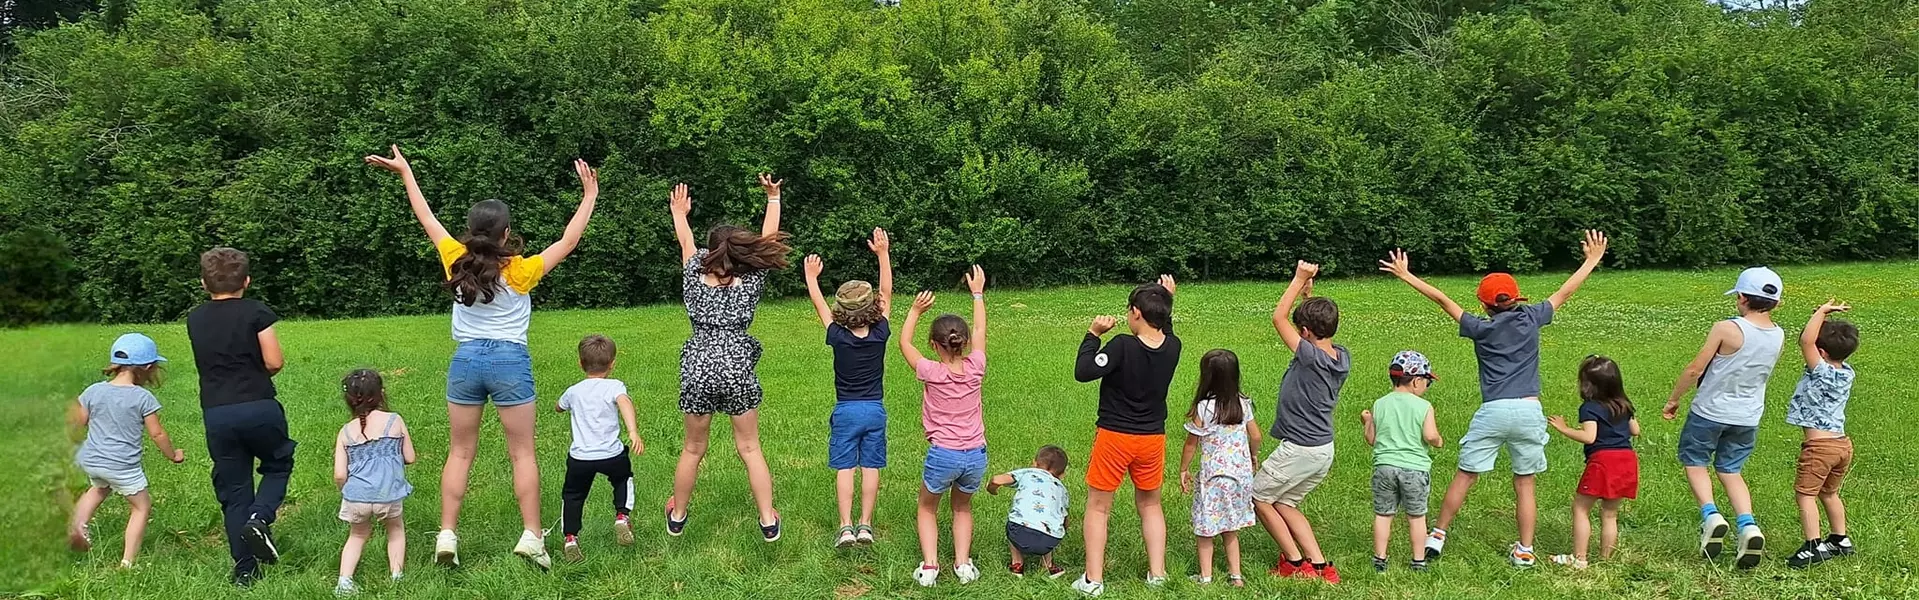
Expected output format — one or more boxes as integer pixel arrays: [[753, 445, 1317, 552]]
[[555, 334, 644, 562]]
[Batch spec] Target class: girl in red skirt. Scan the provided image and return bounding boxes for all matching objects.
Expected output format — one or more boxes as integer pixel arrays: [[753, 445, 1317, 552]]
[[1546, 356, 1641, 569]]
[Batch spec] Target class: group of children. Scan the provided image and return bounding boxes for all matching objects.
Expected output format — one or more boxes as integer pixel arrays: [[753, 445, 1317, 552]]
[[64, 151, 1865, 595]]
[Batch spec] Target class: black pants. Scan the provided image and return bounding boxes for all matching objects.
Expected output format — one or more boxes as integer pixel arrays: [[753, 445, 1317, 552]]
[[204, 399, 297, 569], [562, 449, 634, 536]]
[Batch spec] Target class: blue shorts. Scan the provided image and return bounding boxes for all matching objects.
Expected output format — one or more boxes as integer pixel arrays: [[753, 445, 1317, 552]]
[[1678, 413, 1757, 473], [1457, 398, 1550, 476], [447, 340, 536, 407], [923, 446, 987, 495], [828, 400, 888, 470]]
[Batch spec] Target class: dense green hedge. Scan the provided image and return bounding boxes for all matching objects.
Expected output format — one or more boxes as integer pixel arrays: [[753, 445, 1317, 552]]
[[2, 0, 1916, 324]]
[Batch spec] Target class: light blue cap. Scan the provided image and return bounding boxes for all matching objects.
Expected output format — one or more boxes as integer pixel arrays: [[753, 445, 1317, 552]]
[[109, 333, 166, 365]]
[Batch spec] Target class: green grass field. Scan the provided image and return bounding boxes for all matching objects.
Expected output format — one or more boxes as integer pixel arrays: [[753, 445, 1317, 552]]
[[6, 263, 1919, 599]]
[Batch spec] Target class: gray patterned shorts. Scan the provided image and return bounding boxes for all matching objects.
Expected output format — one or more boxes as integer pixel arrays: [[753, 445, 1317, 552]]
[[1371, 464, 1430, 517]]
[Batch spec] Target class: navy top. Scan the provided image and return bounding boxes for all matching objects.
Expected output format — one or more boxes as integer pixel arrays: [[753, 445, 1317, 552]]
[[827, 320, 890, 401], [1457, 301, 1554, 402], [1577, 400, 1634, 458]]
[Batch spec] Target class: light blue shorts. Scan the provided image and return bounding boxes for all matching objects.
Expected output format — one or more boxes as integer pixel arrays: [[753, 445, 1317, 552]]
[[1457, 398, 1550, 476], [447, 340, 536, 407], [922, 446, 987, 495]]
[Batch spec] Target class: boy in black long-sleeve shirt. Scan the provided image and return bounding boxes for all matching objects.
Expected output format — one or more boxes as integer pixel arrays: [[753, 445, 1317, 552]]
[[1071, 276, 1182, 596]]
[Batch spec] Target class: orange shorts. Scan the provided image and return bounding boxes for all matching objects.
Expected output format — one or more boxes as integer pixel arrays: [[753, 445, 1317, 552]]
[[1086, 428, 1166, 492]]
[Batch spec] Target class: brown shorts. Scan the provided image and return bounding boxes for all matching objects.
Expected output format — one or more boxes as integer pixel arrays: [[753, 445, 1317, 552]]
[[1793, 437, 1853, 496]]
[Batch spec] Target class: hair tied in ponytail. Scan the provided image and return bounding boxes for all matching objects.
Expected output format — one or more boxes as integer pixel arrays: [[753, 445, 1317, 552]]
[[445, 200, 523, 306]]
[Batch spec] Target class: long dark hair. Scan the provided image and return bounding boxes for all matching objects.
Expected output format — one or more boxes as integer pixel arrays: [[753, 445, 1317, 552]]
[[446, 200, 524, 306], [1578, 355, 1633, 424], [702, 225, 791, 282], [343, 369, 388, 438], [930, 314, 969, 356], [1190, 349, 1245, 426]]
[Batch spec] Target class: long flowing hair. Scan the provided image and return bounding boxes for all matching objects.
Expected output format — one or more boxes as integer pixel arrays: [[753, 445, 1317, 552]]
[[701, 225, 791, 282], [1578, 355, 1633, 424], [445, 200, 524, 306], [1189, 349, 1245, 426]]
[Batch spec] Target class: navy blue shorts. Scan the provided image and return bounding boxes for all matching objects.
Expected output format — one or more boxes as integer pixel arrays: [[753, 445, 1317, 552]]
[[1007, 522, 1062, 557], [828, 400, 888, 470]]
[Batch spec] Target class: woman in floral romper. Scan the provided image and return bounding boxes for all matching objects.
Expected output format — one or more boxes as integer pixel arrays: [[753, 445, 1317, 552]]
[[1178, 349, 1263, 586], [665, 174, 791, 541]]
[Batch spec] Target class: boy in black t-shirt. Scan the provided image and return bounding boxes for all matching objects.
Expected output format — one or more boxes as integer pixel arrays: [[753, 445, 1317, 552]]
[[186, 247, 294, 586]]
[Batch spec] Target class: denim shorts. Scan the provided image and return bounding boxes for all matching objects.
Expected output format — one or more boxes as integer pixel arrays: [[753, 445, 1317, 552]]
[[922, 445, 987, 495], [828, 400, 888, 470], [1458, 398, 1550, 475], [1678, 412, 1758, 473], [447, 339, 536, 407]]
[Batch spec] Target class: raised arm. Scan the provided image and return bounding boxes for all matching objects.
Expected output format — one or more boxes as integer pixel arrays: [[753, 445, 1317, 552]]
[[1075, 316, 1120, 382], [1379, 249, 1466, 322], [332, 430, 350, 488], [616, 394, 644, 455], [670, 183, 697, 264], [1664, 320, 1737, 419], [1272, 261, 1317, 352], [258, 326, 284, 376], [1800, 300, 1849, 369], [143, 412, 184, 463], [537, 159, 600, 274], [1546, 230, 1609, 310], [803, 255, 834, 327], [897, 292, 935, 366], [758, 173, 783, 238], [966, 265, 987, 353], [870, 228, 893, 316], [364, 145, 451, 244]]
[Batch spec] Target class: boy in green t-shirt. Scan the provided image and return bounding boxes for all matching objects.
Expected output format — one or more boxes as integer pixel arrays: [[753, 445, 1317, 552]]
[[1360, 351, 1445, 573]]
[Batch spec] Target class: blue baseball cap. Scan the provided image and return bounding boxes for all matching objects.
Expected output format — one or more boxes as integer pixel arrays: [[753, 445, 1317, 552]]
[[109, 333, 166, 365], [1727, 266, 1783, 302]]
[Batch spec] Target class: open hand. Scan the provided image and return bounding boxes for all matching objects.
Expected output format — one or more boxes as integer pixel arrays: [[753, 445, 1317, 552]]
[[631, 436, 645, 455], [1296, 260, 1320, 280], [1817, 299, 1851, 314], [1090, 315, 1118, 335], [1179, 470, 1194, 495], [758, 173, 783, 198], [964, 265, 986, 295], [670, 183, 692, 217], [363, 144, 412, 175], [911, 291, 936, 314], [868, 228, 890, 254], [803, 254, 823, 279], [1581, 230, 1609, 263], [1158, 274, 1177, 296], [575, 159, 599, 200], [1378, 249, 1412, 279], [170, 449, 186, 464], [1547, 415, 1567, 429], [1662, 399, 1680, 421]]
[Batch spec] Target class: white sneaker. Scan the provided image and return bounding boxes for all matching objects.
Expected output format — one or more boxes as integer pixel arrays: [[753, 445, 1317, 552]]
[[1145, 574, 1167, 586], [1426, 528, 1447, 560], [1509, 542, 1537, 568], [1735, 524, 1765, 570], [912, 563, 939, 587], [333, 577, 359, 597], [955, 560, 981, 584], [434, 530, 460, 568], [513, 530, 552, 570], [1700, 512, 1729, 559], [1072, 576, 1105, 597]]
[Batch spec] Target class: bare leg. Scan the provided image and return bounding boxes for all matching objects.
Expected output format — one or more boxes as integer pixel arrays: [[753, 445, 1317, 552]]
[[1009, 540, 1026, 565], [340, 521, 373, 581], [1820, 492, 1847, 536], [1598, 499, 1623, 559], [1276, 504, 1324, 563], [669, 414, 712, 520], [1515, 474, 1537, 548], [1434, 470, 1478, 532], [1409, 515, 1429, 561], [1196, 535, 1215, 580], [1223, 530, 1243, 582], [121, 491, 152, 566], [859, 467, 881, 527], [1373, 515, 1392, 559], [495, 402, 543, 532], [439, 403, 483, 531], [384, 516, 407, 577], [952, 491, 975, 567], [1570, 494, 1596, 561], [729, 410, 779, 525], [1718, 472, 1754, 518], [69, 486, 109, 543], [836, 469, 856, 528], [1083, 489, 1115, 581], [1254, 502, 1302, 562], [1683, 466, 1717, 508], [1797, 494, 1822, 541], [916, 486, 942, 566], [1136, 488, 1168, 577]]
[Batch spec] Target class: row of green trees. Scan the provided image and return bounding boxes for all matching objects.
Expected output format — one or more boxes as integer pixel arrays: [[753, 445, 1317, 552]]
[[2, 0, 1915, 324]]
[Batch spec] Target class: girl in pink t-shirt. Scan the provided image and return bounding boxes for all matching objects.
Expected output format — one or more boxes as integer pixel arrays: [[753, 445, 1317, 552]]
[[898, 266, 989, 587]]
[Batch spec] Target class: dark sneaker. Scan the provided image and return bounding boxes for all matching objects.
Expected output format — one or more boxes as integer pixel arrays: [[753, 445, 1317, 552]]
[[760, 517, 781, 543], [243, 517, 280, 565], [1826, 534, 1855, 557], [1410, 559, 1430, 572], [1788, 541, 1831, 569], [1047, 563, 1068, 579], [1373, 556, 1389, 573], [664, 502, 687, 537], [232, 562, 262, 587]]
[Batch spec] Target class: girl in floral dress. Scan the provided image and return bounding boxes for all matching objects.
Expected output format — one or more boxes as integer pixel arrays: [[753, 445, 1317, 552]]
[[1177, 349, 1262, 586]]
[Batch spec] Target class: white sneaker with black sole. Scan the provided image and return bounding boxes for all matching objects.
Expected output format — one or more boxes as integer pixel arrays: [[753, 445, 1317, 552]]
[[1699, 512, 1730, 559], [1426, 528, 1448, 560], [1735, 524, 1765, 570]]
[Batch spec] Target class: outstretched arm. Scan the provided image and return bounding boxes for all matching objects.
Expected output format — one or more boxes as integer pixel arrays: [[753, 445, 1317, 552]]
[[669, 183, 697, 265], [1546, 230, 1609, 310], [870, 228, 893, 316], [537, 159, 600, 274], [898, 292, 935, 366], [1800, 300, 1849, 369], [758, 173, 783, 238], [364, 145, 451, 244], [1664, 320, 1736, 419], [1548, 415, 1599, 444], [966, 265, 986, 353], [803, 255, 833, 327], [143, 413, 184, 463], [1379, 249, 1466, 322], [1272, 261, 1317, 352]]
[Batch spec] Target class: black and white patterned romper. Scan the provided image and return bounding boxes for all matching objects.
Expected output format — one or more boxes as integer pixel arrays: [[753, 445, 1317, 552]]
[[679, 249, 768, 415]]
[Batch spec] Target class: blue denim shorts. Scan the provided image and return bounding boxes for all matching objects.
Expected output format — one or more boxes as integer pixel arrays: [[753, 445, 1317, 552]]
[[447, 340, 536, 407], [922, 445, 987, 495], [828, 400, 888, 470], [1457, 398, 1550, 475], [1678, 412, 1758, 473]]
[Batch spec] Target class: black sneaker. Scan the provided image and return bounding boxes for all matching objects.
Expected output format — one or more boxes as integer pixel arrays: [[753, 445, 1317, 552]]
[[664, 503, 687, 537], [231, 562, 262, 587], [1373, 556, 1389, 573], [1410, 559, 1430, 572], [242, 517, 280, 565], [1826, 534, 1855, 557], [760, 517, 781, 543], [1788, 541, 1831, 569]]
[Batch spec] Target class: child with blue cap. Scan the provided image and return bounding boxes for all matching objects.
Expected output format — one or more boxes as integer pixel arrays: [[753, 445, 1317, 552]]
[[68, 333, 187, 568]]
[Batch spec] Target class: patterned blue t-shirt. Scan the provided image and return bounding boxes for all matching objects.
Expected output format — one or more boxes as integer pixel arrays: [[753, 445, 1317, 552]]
[[1005, 467, 1068, 538], [1786, 361, 1854, 434]]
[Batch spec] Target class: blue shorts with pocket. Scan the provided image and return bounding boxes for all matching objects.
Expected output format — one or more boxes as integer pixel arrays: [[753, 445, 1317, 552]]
[[1678, 412, 1757, 473], [447, 339, 536, 407], [923, 445, 987, 495], [1457, 398, 1550, 475], [828, 400, 888, 470]]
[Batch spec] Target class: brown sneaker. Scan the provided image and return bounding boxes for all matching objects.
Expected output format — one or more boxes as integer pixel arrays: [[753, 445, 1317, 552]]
[[613, 515, 634, 546]]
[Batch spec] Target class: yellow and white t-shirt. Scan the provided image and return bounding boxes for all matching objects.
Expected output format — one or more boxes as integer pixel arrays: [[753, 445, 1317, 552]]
[[437, 237, 545, 345]]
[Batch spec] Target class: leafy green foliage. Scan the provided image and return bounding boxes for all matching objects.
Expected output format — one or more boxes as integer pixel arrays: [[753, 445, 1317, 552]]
[[2, 0, 1915, 323]]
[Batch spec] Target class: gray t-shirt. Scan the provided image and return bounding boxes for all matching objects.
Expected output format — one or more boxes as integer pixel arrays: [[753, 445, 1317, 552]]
[[1271, 340, 1350, 447], [1458, 301, 1555, 402], [558, 378, 629, 461], [75, 382, 161, 471]]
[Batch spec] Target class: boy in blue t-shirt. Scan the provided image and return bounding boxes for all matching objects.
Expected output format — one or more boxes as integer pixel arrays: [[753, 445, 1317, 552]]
[[988, 445, 1071, 579], [802, 229, 894, 547], [1786, 300, 1858, 568]]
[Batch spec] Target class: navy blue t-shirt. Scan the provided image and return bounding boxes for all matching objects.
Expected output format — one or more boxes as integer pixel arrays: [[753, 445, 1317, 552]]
[[827, 320, 890, 401], [1577, 400, 1634, 457]]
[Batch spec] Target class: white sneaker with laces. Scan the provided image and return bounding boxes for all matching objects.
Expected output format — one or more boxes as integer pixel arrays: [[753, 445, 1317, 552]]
[[1426, 528, 1447, 559], [913, 563, 939, 587], [1072, 576, 1105, 597], [955, 560, 981, 584], [513, 530, 552, 570], [1735, 524, 1765, 570], [434, 530, 460, 567], [1700, 512, 1730, 559]]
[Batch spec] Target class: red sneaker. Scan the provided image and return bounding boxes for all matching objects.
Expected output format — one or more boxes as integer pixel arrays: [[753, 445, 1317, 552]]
[[1318, 563, 1341, 584], [1009, 562, 1026, 577], [1270, 560, 1297, 577], [1293, 563, 1322, 580]]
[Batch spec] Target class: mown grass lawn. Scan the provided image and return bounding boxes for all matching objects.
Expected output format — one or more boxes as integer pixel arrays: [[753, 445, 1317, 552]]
[[6, 262, 1918, 599]]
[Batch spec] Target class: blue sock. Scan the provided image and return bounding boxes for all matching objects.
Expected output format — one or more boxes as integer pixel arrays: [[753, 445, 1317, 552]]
[[1736, 514, 1756, 529], [1701, 503, 1720, 520]]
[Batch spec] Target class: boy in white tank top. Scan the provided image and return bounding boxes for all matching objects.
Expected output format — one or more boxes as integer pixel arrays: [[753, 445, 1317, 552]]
[[1662, 267, 1785, 570]]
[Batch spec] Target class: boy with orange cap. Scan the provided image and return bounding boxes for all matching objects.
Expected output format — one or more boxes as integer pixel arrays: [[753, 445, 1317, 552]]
[[1379, 231, 1608, 567]]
